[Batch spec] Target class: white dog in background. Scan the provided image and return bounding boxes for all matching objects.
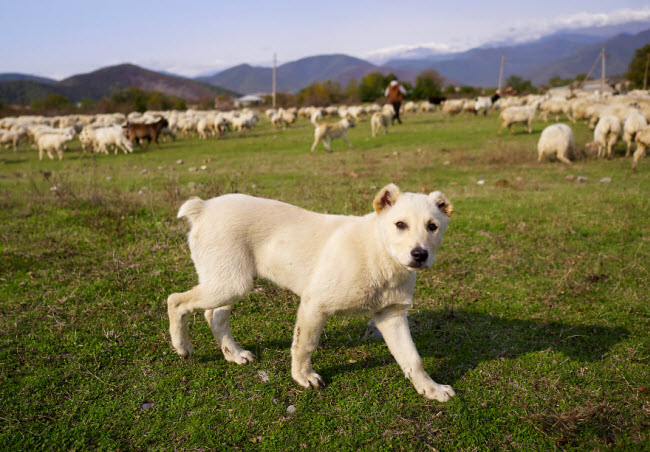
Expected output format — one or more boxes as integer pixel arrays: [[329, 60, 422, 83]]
[[371, 111, 392, 137], [310, 118, 355, 152], [167, 184, 456, 402]]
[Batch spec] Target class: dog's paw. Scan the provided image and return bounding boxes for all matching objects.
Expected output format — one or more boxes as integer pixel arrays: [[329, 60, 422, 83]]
[[417, 382, 456, 402], [223, 347, 254, 365], [292, 370, 326, 389], [173, 342, 194, 359]]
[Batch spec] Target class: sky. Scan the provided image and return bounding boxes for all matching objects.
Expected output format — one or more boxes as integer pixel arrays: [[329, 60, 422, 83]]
[[2, 0, 649, 80]]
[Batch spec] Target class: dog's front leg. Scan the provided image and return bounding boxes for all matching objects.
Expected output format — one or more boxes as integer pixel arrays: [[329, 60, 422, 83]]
[[291, 301, 328, 389], [373, 309, 455, 402]]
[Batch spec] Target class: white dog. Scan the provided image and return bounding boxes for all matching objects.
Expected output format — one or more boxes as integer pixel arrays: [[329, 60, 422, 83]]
[[310, 118, 355, 152], [167, 184, 456, 401], [371, 111, 391, 137]]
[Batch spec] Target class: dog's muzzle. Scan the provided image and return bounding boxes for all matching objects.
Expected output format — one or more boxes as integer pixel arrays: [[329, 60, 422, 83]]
[[407, 247, 429, 269]]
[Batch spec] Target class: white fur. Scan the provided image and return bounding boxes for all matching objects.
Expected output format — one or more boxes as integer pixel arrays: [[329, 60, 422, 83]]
[[498, 103, 539, 135], [633, 125, 650, 171], [370, 111, 391, 137], [167, 185, 456, 401], [594, 115, 621, 158], [310, 118, 354, 152], [623, 112, 647, 157], [537, 124, 573, 165]]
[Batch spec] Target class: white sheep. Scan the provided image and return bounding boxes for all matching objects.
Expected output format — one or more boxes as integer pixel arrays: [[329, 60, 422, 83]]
[[0, 128, 27, 151], [403, 101, 417, 113], [537, 124, 574, 165], [474, 97, 492, 116], [622, 112, 647, 157], [442, 99, 464, 115], [497, 103, 539, 135], [95, 126, 133, 155], [419, 101, 435, 113], [593, 115, 622, 159], [633, 125, 650, 171], [36, 133, 73, 160], [370, 111, 391, 137]]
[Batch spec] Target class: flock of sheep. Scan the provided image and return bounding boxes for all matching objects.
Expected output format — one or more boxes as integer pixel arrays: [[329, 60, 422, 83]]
[[1, 87, 650, 170]]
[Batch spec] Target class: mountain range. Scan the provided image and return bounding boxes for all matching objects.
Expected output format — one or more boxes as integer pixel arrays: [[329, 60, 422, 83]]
[[196, 54, 421, 94], [0, 64, 237, 105], [1, 20, 648, 105], [196, 23, 649, 93]]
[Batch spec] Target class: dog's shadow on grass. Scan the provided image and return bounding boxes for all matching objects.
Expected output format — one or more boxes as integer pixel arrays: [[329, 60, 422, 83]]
[[313, 308, 628, 384]]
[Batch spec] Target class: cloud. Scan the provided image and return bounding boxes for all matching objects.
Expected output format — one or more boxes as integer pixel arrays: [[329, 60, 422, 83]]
[[365, 6, 650, 63], [488, 6, 650, 45]]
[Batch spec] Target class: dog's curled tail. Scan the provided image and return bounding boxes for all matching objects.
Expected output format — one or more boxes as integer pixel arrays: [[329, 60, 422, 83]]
[[177, 197, 204, 224]]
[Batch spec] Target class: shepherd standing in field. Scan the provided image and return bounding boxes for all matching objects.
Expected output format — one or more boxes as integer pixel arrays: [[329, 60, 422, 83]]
[[385, 79, 407, 124]]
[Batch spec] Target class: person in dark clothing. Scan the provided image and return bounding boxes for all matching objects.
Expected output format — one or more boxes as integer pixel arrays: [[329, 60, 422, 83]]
[[385, 79, 407, 124]]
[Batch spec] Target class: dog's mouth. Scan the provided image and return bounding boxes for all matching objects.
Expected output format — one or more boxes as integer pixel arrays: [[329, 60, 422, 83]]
[[407, 261, 428, 270]]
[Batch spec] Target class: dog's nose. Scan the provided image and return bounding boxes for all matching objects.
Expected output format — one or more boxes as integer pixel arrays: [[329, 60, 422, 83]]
[[410, 247, 428, 263]]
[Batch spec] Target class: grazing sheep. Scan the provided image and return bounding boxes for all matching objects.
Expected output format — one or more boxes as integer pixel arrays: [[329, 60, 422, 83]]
[[95, 126, 134, 155], [370, 111, 391, 137], [633, 125, 650, 171], [197, 118, 212, 139], [593, 115, 622, 159], [419, 101, 435, 113], [623, 112, 647, 157], [540, 98, 572, 122], [461, 100, 476, 114], [497, 103, 539, 135], [474, 96, 493, 116], [537, 124, 574, 165], [403, 101, 417, 113], [36, 133, 73, 160], [79, 125, 100, 153], [442, 99, 464, 115], [271, 113, 286, 129], [0, 128, 27, 151]]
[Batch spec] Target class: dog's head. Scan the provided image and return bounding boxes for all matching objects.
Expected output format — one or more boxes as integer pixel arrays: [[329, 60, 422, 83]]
[[373, 184, 453, 271], [342, 118, 355, 128]]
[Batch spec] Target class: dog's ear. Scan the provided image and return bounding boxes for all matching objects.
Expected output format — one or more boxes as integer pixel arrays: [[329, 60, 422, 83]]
[[429, 191, 453, 217], [373, 184, 401, 213]]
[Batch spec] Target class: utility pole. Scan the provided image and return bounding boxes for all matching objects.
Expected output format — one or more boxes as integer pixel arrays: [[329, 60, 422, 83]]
[[643, 53, 650, 91], [601, 48, 606, 91], [497, 55, 505, 92], [272, 53, 277, 109]]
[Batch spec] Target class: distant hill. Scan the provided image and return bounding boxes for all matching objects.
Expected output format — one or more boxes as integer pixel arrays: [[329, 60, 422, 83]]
[[0, 80, 72, 105], [384, 28, 650, 87], [0, 73, 56, 84], [523, 29, 650, 85], [198, 54, 423, 94], [0, 64, 237, 105], [58, 64, 237, 101]]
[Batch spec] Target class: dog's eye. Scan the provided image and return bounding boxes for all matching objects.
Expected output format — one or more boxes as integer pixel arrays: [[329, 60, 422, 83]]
[[395, 221, 407, 230], [427, 222, 438, 232]]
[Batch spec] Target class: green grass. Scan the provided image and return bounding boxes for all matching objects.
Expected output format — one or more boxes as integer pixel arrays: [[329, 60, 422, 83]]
[[1, 112, 648, 450]]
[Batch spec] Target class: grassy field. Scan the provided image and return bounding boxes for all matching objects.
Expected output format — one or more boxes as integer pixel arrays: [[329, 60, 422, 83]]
[[1, 111, 648, 450]]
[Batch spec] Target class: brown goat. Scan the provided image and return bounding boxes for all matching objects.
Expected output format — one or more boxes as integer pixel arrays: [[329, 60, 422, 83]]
[[125, 118, 169, 148]]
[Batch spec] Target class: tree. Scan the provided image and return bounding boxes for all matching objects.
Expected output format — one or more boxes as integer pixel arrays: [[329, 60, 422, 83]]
[[412, 70, 443, 99], [505, 75, 536, 93], [625, 44, 650, 88], [358, 72, 391, 102], [548, 75, 572, 88]]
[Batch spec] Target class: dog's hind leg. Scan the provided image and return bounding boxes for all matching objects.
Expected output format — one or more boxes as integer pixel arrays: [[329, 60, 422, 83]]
[[168, 276, 253, 358], [291, 301, 328, 389], [204, 305, 254, 365]]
